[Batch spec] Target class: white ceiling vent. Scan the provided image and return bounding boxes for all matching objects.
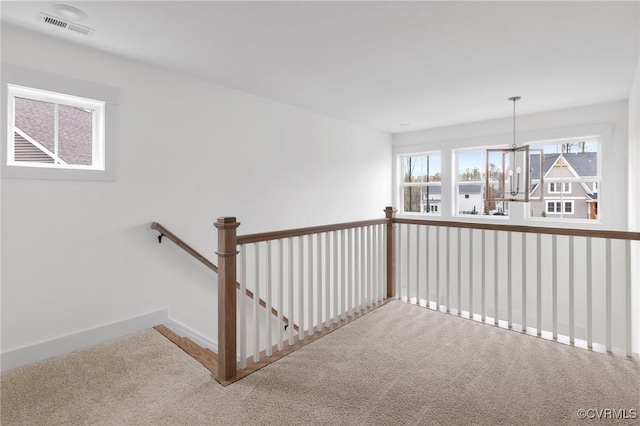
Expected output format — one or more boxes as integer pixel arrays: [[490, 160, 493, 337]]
[[39, 13, 95, 36]]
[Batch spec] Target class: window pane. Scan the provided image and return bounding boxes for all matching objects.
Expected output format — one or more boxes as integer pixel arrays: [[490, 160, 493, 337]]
[[58, 104, 93, 166], [403, 154, 441, 183], [14, 97, 55, 160], [487, 150, 503, 182], [421, 185, 441, 214], [458, 150, 483, 181], [403, 187, 422, 212]]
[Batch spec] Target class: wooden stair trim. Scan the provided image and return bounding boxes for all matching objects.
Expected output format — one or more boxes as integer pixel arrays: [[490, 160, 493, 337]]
[[154, 325, 218, 374], [153, 298, 393, 386]]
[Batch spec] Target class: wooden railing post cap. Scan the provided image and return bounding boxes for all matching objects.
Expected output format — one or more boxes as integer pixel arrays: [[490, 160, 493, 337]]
[[214, 217, 240, 229], [384, 206, 395, 218]]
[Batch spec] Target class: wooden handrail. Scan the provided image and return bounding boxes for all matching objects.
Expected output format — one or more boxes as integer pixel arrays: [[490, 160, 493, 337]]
[[150, 222, 298, 332], [237, 218, 390, 245], [152, 222, 218, 272], [393, 218, 640, 241]]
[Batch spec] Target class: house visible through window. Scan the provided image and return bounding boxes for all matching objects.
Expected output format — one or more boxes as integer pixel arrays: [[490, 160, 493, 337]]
[[7, 84, 105, 170], [400, 153, 441, 214], [529, 140, 599, 220], [455, 149, 508, 216]]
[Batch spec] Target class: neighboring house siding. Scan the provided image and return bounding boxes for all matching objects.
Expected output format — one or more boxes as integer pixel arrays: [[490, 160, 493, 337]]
[[14, 132, 54, 163], [458, 184, 483, 214], [15, 97, 93, 165], [15, 97, 54, 153]]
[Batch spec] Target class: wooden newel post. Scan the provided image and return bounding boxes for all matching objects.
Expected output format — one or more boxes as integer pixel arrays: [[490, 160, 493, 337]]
[[214, 217, 240, 382], [384, 206, 395, 298]]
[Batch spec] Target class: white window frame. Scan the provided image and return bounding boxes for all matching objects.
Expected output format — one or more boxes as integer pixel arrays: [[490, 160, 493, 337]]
[[7, 84, 105, 171], [399, 152, 442, 215], [1, 64, 118, 181]]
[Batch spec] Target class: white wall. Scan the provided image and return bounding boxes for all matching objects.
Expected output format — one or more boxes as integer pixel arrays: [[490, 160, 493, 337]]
[[0, 25, 392, 358], [393, 101, 629, 231]]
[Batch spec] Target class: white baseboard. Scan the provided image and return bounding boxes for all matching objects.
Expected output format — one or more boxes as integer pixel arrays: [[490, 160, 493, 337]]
[[163, 318, 218, 354], [1, 309, 168, 372]]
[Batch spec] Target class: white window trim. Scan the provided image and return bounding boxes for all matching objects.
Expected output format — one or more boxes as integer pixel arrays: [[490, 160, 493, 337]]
[[1, 64, 118, 181], [8, 84, 105, 170], [398, 152, 442, 215], [393, 122, 611, 228]]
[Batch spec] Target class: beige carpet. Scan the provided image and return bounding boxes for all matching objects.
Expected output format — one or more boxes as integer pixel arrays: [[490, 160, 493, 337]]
[[2, 301, 639, 425]]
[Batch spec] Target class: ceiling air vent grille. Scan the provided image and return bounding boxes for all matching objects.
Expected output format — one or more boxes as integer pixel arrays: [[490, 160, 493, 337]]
[[39, 13, 95, 36]]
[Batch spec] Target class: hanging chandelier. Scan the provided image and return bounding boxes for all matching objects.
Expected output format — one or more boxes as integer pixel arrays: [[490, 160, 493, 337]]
[[485, 97, 542, 204]]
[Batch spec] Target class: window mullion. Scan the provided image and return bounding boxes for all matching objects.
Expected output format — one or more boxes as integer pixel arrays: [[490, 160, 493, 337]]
[[54, 103, 59, 164]]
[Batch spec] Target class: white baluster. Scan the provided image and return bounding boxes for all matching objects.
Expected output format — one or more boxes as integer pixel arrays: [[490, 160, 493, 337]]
[[368, 226, 373, 308], [348, 228, 353, 315], [435, 226, 440, 310], [355, 228, 361, 311], [508, 232, 512, 329], [569, 236, 574, 344], [446, 227, 450, 313], [406, 224, 411, 303], [266, 241, 272, 357], [606, 238, 612, 352], [325, 232, 331, 327], [552, 234, 557, 340], [481, 229, 485, 322], [416, 226, 420, 305], [333, 230, 339, 322], [254, 243, 260, 362], [317, 232, 323, 330], [298, 236, 304, 341], [239, 245, 246, 369], [625, 240, 632, 358], [522, 232, 526, 332], [469, 229, 473, 319], [425, 226, 430, 309], [308, 234, 314, 337], [340, 229, 346, 319], [586, 237, 593, 349], [536, 233, 542, 337], [494, 231, 498, 326], [277, 239, 283, 351], [457, 228, 461, 316], [288, 238, 294, 345]]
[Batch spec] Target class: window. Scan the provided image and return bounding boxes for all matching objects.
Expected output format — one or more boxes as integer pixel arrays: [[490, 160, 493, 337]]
[[548, 182, 571, 193], [546, 201, 574, 215], [529, 139, 599, 220], [455, 149, 508, 216], [400, 153, 441, 214], [7, 84, 105, 170]]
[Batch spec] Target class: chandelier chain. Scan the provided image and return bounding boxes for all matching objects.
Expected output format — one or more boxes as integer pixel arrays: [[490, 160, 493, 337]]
[[512, 97, 517, 149]]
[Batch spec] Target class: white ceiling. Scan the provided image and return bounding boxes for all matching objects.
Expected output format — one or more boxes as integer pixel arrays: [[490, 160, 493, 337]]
[[1, 1, 639, 133]]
